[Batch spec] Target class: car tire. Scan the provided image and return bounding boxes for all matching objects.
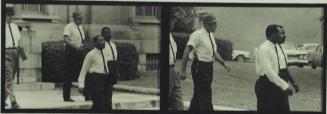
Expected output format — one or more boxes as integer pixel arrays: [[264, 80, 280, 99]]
[[236, 55, 245, 62], [312, 65, 317, 69]]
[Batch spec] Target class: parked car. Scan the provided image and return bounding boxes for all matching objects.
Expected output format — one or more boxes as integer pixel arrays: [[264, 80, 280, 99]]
[[298, 43, 319, 53], [282, 44, 309, 67], [308, 44, 323, 69], [232, 50, 251, 62]]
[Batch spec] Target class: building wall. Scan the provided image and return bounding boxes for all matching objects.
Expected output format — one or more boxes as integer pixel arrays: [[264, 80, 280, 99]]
[[13, 4, 161, 82]]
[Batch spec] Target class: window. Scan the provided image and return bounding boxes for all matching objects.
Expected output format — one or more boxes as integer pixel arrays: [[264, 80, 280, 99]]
[[14, 4, 59, 22], [131, 6, 160, 24], [21, 4, 47, 15], [135, 6, 157, 17]]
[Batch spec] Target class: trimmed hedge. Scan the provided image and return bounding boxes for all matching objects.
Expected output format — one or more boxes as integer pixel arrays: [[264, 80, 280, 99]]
[[115, 42, 140, 80], [42, 40, 139, 82], [172, 32, 233, 60], [41, 40, 67, 82], [215, 39, 233, 61]]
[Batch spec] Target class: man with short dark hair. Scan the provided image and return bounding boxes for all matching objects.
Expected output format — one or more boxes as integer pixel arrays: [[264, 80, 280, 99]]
[[78, 35, 113, 112], [255, 24, 300, 112], [101, 26, 118, 110], [178, 14, 230, 110], [63, 12, 86, 102], [4, 4, 22, 109]]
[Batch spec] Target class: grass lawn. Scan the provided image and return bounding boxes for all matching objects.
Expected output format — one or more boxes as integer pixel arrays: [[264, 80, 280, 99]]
[[119, 71, 159, 89], [177, 60, 322, 111]]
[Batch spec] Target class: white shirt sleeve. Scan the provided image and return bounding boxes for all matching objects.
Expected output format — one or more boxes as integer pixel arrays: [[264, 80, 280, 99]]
[[187, 32, 199, 48], [78, 52, 93, 88], [258, 47, 290, 90], [63, 24, 71, 37]]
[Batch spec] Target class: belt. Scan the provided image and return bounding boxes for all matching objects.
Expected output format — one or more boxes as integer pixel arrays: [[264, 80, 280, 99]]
[[89, 72, 108, 76], [169, 64, 175, 67], [6, 47, 18, 50]]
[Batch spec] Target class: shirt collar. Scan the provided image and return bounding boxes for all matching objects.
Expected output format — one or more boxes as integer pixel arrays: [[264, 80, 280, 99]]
[[200, 27, 210, 35], [265, 40, 276, 48]]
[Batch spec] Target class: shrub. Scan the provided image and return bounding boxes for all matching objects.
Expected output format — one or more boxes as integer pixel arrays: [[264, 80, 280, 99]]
[[42, 40, 139, 82], [215, 39, 233, 61], [41, 40, 67, 82], [115, 42, 140, 80]]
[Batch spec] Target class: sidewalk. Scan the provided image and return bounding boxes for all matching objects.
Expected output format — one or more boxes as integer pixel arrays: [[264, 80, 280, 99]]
[[183, 101, 248, 111], [5, 89, 159, 110]]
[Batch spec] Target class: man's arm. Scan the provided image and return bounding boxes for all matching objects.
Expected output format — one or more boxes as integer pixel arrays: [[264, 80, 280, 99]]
[[214, 51, 230, 72], [258, 47, 293, 95], [64, 35, 80, 50], [78, 52, 92, 88], [285, 71, 300, 92], [179, 45, 193, 80]]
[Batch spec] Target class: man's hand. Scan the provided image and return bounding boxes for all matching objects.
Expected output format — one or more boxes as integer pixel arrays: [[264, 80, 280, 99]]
[[224, 65, 231, 73], [293, 84, 300, 93], [78, 88, 84, 94], [284, 86, 294, 96]]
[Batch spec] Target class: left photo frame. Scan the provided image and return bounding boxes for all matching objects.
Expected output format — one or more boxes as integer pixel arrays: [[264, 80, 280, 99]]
[[2, 3, 161, 111]]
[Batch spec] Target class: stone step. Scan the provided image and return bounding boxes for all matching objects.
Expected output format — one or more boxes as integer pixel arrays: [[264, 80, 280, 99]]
[[5, 90, 159, 110], [59, 94, 159, 110], [13, 82, 55, 91]]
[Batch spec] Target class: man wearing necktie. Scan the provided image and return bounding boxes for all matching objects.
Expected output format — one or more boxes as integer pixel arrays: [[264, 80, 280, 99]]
[[169, 8, 184, 110], [63, 12, 86, 102], [78, 35, 112, 112], [178, 14, 230, 110], [255, 24, 300, 112], [101, 26, 119, 110], [4, 4, 22, 109]]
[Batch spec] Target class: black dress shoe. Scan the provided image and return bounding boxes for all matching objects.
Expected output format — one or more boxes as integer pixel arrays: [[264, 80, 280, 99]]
[[11, 101, 20, 109], [85, 97, 91, 101], [64, 98, 75, 102]]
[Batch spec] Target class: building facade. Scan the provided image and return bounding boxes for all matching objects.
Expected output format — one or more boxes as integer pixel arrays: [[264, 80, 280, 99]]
[[12, 4, 161, 83]]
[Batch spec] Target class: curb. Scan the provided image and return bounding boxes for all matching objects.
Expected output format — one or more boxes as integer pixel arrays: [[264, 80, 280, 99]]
[[183, 101, 248, 111], [72, 83, 159, 95]]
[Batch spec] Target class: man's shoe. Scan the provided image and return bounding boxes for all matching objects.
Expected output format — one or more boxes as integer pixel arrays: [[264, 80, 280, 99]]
[[85, 97, 91, 101], [64, 98, 75, 102], [11, 102, 20, 109]]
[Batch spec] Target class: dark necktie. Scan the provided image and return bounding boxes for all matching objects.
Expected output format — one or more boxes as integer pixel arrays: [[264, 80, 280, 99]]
[[100, 50, 108, 74], [169, 39, 176, 64], [278, 45, 288, 67], [8, 23, 16, 47], [208, 33, 215, 60], [274, 45, 281, 70], [76, 25, 84, 45], [107, 41, 116, 60]]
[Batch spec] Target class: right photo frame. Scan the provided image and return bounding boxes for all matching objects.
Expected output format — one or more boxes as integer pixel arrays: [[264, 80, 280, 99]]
[[168, 6, 324, 112]]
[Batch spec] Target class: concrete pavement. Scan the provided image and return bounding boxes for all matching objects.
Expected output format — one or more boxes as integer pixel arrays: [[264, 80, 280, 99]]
[[5, 88, 159, 110]]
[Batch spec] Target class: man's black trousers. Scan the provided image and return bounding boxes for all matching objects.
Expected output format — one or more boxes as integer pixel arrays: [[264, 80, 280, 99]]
[[189, 59, 213, 110], [255, 69, 291, 112], [88, 73, 113, 112]]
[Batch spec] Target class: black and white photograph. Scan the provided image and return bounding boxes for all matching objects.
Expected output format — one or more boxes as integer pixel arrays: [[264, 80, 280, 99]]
[[3, 3, 160, 111], [169, 6, 324, 111]]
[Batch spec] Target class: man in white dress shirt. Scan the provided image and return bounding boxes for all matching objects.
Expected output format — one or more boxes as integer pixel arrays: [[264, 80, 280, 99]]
[[63, 12, 86, 102], [169, 9, 184, 110], [78, 35, 113, 112], [4, 4, 22, 109], [179, 14, 230, 110], [255, 24, 299, 112]]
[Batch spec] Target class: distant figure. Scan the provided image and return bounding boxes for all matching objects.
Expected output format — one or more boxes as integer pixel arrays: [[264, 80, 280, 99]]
[[169, 8, 184, 110], [63, 12, 86, 102], [255, 24, 300, 112], [178, 14, 230, 110], [5, 4, 24, 109]]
